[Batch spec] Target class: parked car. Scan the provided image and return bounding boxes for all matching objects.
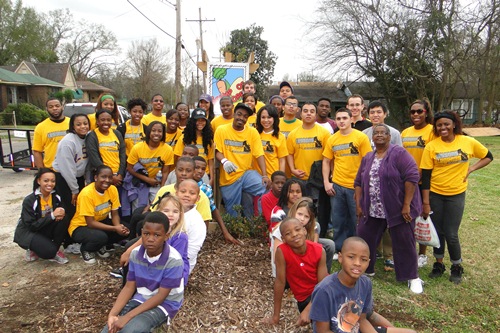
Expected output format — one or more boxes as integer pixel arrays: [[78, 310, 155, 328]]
[[63, 103, 130, 123]]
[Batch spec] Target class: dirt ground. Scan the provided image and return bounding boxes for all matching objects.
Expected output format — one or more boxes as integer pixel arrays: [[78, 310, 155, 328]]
[[0, 168, 311, 333]]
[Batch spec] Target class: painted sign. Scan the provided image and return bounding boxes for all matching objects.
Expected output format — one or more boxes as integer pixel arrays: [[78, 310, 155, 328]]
[[207, 62, 249, 115]]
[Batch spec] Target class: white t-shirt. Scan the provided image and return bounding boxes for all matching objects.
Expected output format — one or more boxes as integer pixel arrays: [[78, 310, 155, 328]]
[[184, 206, 207, 273]]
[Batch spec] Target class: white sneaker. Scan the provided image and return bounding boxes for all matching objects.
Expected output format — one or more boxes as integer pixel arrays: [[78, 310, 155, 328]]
[[408, 278, 424, 294], [333, 253, 339, 261], [64, 243, 81, 255], [417, 254, 428, 268], [25, 249, 38, 262]]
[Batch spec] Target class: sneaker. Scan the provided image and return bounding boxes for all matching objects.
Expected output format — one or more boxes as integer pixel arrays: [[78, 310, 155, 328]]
[[64, 243, 81, 255], [105, 244, 115, 252], [333, 253, 339, 261], [326, 229, 334, 240], [364, 272, 375, 277], [97, 247, 111, 258], [384, 259, 395, 271], [408, 278, 424, 294], [81, 251, 96, 265], [428, 262, 446, 278], [376, 252, 383, 260], [417, 254, 428, 268], [49, 250, 69, 264], [110, 267, 124, 279], [25, 249, 38, 262], [449, 264, 464, 284]]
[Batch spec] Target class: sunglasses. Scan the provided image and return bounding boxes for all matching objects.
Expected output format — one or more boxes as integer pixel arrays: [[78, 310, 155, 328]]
[[409, 109, 425, 115], [153, 99, 164, 103]]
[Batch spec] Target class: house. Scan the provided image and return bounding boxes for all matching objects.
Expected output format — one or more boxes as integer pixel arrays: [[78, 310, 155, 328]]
[[0, 61, 114, 109], [0, 68, 64, 111]]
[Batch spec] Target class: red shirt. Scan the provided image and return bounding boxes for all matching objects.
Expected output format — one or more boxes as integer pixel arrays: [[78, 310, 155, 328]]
[[261, 190, 279, 229], [279, 240, 323, 302]]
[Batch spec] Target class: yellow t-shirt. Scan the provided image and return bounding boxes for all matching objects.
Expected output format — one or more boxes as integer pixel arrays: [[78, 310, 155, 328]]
[[253, 132, 288, 178], [279, 118, 302, 139], [420, 135, 488, 195], [68, 183, 120, 236], [214, 123, 264, 186], [152, 184, 211, 221], [173, 134, 215, 174], [211, 115, 233, 133], [287, 124, 331, 180], [123, 120, 145, 156], [401, 124, 435, 168], [142, 112, 166, 127], [127, 142, 174, 178], [247, 114, 257, 128], [40, 195, 53, 218], [323, 130, 372, 188], [94, 129, 122, 174], [33, 117, 70, 169], [165, 128, 183, 148]]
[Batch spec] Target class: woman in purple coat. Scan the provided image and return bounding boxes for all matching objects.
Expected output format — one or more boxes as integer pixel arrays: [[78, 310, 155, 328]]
[[354, 124, 424, 294]]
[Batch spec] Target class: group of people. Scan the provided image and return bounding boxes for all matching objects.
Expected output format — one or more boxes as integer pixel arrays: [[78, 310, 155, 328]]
[[12, 79, 493, 332]]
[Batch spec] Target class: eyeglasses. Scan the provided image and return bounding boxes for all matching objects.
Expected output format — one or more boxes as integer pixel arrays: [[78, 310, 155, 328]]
[[285, 102, 298, 107], [153, 99, 164, 103], [409, 109, 425, 115]]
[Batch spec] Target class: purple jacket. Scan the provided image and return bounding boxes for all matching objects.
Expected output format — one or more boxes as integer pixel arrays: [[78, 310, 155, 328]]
[[354, 144, 421, 227]]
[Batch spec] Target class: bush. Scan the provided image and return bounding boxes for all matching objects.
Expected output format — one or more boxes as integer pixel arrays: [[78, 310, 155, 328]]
[[0, 103, 48, 125], [222, 205, 268, 240]]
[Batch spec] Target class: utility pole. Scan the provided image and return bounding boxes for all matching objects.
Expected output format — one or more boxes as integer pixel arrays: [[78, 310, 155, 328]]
[[186, 8, 214, 93], [175, 0, 182, 103]]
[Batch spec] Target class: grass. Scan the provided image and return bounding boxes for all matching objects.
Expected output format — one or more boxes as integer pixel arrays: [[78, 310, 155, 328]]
[[330, 136, 500, 333]]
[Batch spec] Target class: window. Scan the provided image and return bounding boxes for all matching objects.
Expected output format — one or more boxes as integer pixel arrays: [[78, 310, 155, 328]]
[[451, 99, 474, 120]]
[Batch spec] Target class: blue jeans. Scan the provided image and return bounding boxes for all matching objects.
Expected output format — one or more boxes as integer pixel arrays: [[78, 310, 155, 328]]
[[329, 183, 357, 252], [100, 300, 168, 333], [220, 170, 266, 217]]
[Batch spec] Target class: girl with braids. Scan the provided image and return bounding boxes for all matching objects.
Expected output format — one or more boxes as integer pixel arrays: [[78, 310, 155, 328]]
[[173, 108, 215, 186]]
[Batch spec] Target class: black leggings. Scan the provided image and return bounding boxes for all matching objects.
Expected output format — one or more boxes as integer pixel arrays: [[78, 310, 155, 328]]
[[29, 217, 69, 259]]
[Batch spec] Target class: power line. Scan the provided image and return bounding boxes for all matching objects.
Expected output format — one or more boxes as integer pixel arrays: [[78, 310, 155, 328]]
[[126, 0, 197, 67]]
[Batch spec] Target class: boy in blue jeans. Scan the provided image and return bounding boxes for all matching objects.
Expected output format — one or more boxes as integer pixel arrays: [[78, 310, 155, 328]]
[[310, 236, 416, 333], [101, 212, 184, 333]]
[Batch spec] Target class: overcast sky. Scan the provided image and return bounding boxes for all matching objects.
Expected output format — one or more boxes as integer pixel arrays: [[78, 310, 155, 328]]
[[23, 0, 322, 83]]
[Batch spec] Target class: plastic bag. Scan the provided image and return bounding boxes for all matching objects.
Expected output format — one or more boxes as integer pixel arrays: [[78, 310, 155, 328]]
[[414, 216, 440, 248]]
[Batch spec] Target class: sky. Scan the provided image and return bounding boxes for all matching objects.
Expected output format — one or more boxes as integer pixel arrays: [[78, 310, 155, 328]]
[[22, 0, 322, 84]]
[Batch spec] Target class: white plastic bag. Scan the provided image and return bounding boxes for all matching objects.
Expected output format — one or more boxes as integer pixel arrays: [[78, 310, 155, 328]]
[[414, 216, 440, 248]]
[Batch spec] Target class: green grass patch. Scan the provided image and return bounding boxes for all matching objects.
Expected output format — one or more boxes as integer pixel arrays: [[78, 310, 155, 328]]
[[341, 136, 500, 332]]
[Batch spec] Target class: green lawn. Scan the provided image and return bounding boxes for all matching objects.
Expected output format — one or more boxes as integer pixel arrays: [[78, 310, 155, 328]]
[[331, 136, 500, 333]]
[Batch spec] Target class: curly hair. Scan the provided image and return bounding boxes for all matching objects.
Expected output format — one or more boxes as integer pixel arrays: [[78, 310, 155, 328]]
[[183, 116, 213, 156], [127, 98, 147, 112]]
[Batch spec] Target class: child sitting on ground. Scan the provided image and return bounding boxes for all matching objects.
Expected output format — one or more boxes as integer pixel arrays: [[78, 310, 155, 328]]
[[309, 236, 416, 333], [101, 212, 183, 333], [263, 217, 328, 327]]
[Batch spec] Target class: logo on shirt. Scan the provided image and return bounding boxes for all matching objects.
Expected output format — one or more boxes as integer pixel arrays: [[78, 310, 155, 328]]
[[335, 299, 362, 333], [295, 136, 323, 150], [435, 149, 468, 164], [47, 131, 67, 139], [331, 142, 360, 157], [224, 139, 251, 154], [263, 140, 274, 153], [402, 136, 426, 149]]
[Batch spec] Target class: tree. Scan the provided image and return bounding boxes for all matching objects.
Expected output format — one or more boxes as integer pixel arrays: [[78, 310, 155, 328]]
[[124, 39, 173, 102], [221, 24, 277, 100], [59, 20, 119, 80], [310, 0, 491, 127], [45, 8, 74, 52], [0, 0, 57, 65]]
